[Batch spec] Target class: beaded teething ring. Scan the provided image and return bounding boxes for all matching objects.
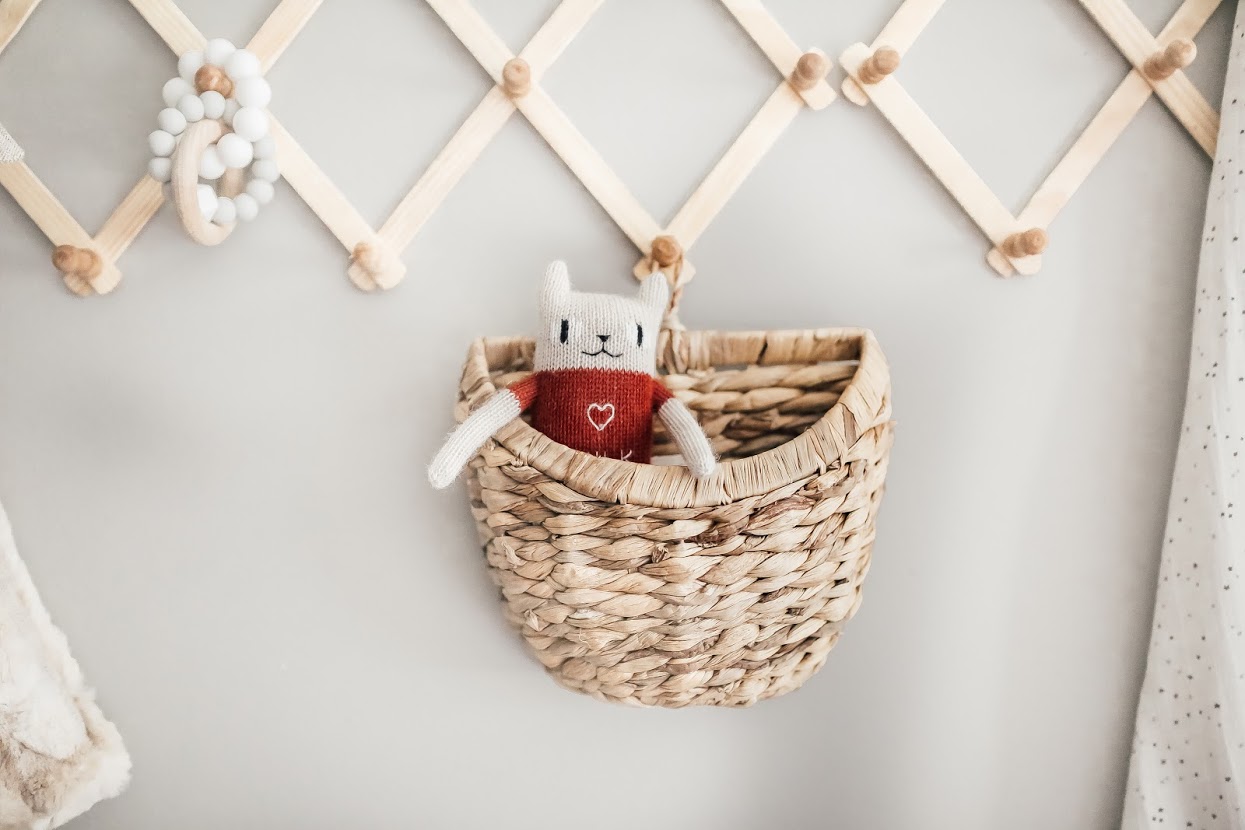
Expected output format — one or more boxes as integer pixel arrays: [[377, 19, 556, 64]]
[[146, 38, 279, 244]]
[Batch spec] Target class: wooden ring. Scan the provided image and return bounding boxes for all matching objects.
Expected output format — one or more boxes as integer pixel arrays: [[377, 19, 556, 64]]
[[171, 120, 246, 246]]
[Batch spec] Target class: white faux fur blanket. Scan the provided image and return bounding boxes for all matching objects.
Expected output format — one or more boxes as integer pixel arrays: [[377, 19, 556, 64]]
[[0, 502, 129, 829]]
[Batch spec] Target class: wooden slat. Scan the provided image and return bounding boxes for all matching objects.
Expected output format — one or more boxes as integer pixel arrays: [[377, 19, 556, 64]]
[[1077, 0, 1218, 154], [719, 0, 835, 109], [0, 0, 41, 55], [876, 0, 946, 53], [94, 176, 164, 262], [125, 0, 205, 54], [0, 162, 120, 294], [666, 82, 802, 248], [424, 0, 511, 79], [247, 0, 324, 70], [839, 42, 1039, 276], [519, 0, 603, 75], [270, 117, 404, 289]]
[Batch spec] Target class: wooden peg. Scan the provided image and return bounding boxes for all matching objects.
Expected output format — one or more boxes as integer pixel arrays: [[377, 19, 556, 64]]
[[650, 235, 683, 270], [351, 241, 383, 276], [1143, 38, 1196, 81], [502, 58, 531, 98], [1000, 228, 1047, 259], [194, 64, 234, 98], [789, 51, 829, 92], [857, 47, 900, 85], [51, 245, 102, 280]]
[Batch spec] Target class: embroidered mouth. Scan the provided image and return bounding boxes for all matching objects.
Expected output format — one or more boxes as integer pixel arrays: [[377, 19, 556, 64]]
[[581, 347, 622, 358]]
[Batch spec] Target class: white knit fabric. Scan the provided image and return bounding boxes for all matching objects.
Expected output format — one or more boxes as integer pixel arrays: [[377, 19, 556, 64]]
[[428, 389, 521, 489], [535, 260, 666, 374], [657, 397, 715, 478], [0, 122, 22, 163], [0, 500, 130, 828], [1120, 6, 1245, 825]]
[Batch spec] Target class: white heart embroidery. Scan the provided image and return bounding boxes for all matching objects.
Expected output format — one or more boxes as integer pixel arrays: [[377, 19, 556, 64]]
[[586, 402, 615, 432]]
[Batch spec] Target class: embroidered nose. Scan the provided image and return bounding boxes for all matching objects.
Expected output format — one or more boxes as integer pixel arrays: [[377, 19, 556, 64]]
[[597, 334, 610, 343]]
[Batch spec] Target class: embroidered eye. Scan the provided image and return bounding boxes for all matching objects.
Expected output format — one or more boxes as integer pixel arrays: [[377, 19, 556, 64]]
[[559, 319, 569, 344], [637, 324, 644, 347]]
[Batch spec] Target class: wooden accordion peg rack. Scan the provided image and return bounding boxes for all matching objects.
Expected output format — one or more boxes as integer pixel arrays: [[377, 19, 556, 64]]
[[0, 0, 1228, 294], [839, 0, 1222, 277]]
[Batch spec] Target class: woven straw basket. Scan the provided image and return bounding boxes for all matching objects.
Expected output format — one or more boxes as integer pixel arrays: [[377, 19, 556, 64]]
[[456, 327, 893, 707]]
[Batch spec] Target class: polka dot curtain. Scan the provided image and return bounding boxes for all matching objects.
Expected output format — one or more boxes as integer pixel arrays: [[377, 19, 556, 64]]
[[1122, 3, 1245, 826]]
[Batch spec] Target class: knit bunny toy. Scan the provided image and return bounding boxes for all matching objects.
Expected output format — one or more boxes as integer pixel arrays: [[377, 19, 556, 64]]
[[428, 261, 717, 488]]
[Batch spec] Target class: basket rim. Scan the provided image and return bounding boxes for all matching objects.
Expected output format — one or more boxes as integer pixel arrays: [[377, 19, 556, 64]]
[[464, 327, 891, 508]]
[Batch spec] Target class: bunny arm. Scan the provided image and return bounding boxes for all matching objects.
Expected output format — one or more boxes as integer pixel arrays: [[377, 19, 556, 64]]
[[428, 389, 525, 489], [657, 398, 717, 478]]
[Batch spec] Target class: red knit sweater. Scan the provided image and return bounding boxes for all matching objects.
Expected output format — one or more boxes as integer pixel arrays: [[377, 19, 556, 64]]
[[509, 369, 672, 463]]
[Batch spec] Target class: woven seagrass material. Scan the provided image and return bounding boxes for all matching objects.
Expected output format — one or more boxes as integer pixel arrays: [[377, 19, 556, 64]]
[[457, 328, 893, 707]]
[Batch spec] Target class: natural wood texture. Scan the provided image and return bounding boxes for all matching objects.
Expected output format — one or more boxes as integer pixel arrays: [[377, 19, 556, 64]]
[[0, 0, 41, 55], [1000, 228, 1047, 259], [126, 0, 205, 53], [842, 0, 944, 104], [194, 64, 233, 97], [501, 57, 531, 97], [171, 120, 245, 246], [460, 328, 893, 706], [247, 0, 322, 70], [633, 80, 806, 279], [719, 0, 834, 109], [987, 0, 1222, 275], [1144, 38, 1197, 80], [857, 46, 900, 85], [1077, 0, 1218, 155], [789, 50, 829, 92], [840, 42, 1041, 276]]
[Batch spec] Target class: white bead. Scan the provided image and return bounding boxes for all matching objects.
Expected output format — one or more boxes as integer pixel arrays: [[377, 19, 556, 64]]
[[198, 145, 225, 180], [197, 184, 218, 221], [233, 193, 259, 221], [213, 196, 237, 225], [147, 156, 172, 183], [230, 107, 268, 142], [177, 93, 204, 123], [246, 179, 275, 205], [148, 130, 176, 157], [224, 49, 261, 81], [200, 90, 226, 120], [222, 99, 240, 125], [157, 107, 187, 136], [252, 135, 276, 160], [216, 133, 253, 168], [203, 38, 236, 67], [162, 77, 193, 108], [233, 76, 271, 109], [178, 50, 204, 83], [250, 159, 279, 182]]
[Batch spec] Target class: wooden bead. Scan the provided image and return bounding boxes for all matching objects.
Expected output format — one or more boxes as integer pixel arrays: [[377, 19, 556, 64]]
[[502, 58, 531, 98], [789, 51, 829, 92], [1144, 38, 1196, 81], [51, 245, 102, 279], [857, 47, 901, 85], [1000, 228, 1047, 259], [650, 235, 683, 269], [194, 64, 234, 98]]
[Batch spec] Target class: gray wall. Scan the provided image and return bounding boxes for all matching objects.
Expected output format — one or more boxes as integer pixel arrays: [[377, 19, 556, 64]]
[[0, 0, 1232, 827]]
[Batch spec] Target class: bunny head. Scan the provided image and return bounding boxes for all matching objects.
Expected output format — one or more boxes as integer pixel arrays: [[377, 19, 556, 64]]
[[534, 261, 669, 375]]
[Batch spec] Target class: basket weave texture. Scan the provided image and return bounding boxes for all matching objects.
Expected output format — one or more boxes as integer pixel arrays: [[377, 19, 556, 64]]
[[458, 328, 893, 707]]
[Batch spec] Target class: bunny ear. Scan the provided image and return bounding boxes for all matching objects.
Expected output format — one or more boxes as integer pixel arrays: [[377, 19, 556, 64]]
[[541, 260, 570, 308], [638, 271, 669, 313]]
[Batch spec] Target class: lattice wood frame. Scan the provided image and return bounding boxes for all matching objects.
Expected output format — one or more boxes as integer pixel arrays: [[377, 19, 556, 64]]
[[839, 0, 1222, 277], [0, 0, 833, 298], [0, 0, 1229, 294]]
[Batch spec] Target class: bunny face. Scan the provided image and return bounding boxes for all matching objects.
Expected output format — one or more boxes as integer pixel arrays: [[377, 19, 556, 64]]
[[534, 261, 669, 375]]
